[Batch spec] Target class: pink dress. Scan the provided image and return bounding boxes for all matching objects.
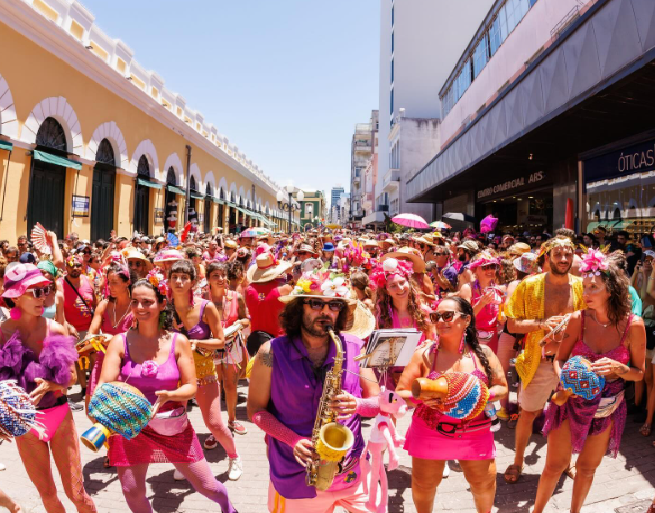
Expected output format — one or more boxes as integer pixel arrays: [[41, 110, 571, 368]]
[[543, 312, 632, 458], [404, 343, 495, 461], [108, 333, 205, 466]]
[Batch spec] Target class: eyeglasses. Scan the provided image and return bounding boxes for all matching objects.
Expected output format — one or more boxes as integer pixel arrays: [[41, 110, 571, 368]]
[[429, 311, 464, 323], [480, 263, 499, 271], [30, 285, 52, 299], [304, 298, 346, 312]]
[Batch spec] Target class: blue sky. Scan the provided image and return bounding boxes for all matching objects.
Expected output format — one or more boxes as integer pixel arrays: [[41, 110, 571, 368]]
[[82, 0, 379, 199]]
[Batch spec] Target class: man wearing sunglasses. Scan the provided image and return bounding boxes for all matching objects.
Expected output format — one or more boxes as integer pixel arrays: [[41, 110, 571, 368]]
[[248, 274, 380, 513], [502, 236, 585, 485]]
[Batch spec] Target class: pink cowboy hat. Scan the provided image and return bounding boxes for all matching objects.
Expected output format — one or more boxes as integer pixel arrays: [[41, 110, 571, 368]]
[[153, 249, 185, 264], [2, 263, 51, 298]]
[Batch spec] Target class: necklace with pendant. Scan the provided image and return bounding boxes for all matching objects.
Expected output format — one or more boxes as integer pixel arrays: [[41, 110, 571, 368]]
[[591, 312, 611, 328]]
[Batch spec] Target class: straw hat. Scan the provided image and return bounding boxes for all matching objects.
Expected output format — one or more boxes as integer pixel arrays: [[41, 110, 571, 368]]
[[415, 236, 435, 247], [153, 249, 185, 263], [224, 239, 237, 249], [381, 247, 425, 273], [247, 252, 293, 283], [363, 240, 379, 248], [343, 301, 376, 340], [122, 247, 153, 271], [508, 242, 531, 257], [297, 244, 318, 257]]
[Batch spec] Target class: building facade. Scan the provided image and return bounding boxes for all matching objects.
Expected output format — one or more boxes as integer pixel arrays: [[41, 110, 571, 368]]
[[0, 0, 289, 242], [297, 189, 324, 231], [407, 0, 655, 238], [349, 121, 373, 226], [372, 0, 495, 228], [330, 185, 344, 223]]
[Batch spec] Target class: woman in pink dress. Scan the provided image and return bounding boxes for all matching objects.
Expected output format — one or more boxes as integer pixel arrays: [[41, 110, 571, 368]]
[[533, 251, 646, 513], [98, 275, 237, 513], [396, 296, 508, 513]]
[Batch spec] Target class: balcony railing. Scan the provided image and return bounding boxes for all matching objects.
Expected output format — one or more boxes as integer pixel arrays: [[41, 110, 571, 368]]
[[377, 204, 389, 212], [383, 168, 400, 191]]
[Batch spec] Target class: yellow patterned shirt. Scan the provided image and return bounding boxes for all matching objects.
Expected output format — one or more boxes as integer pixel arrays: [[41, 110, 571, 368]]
[[505, 273, 585, 387]]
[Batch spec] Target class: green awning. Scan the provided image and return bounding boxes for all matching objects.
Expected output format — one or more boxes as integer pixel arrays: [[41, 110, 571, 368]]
[[190, 191, 204, 200], [137, 177, 162, 189], [166, 184, 185, 195], [0, 140, 12, 151], [226, 202, 237, 208], [236, 206, 248, 215], [33, 149, 82, 171], [209, 196, 224, 204]]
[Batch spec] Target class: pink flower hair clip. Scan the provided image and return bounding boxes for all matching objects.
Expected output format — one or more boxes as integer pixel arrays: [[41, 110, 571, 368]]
[[580, 248, 609, 278], [369, 258, 413, 289], [146, 269, 169, 297]]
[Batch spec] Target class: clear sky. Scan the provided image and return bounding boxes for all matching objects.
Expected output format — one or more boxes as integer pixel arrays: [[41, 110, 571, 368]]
[[82, 0, 380, 198]]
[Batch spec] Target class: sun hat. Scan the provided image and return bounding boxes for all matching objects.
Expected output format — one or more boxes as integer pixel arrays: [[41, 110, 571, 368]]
[[297, 244, 318, 256], [363, 240, 379, 248], [416, 237, 435, 247], [247, 252, 293, 284], [469, 251, 500, 270], [508, 242, 531, 257], [153, 249, 185, 263], [513, 252, 538, 274], [279, 270, 356, 305], [343, 300, 376, 340], [224, 239, 237, 249], [323, 242, 335, 252], [458, 240, 479, 253], [2, 263, 51, 298], [122, 247, 153, 270], [380, 238, 394, 246], [380, 247, 425, 273]]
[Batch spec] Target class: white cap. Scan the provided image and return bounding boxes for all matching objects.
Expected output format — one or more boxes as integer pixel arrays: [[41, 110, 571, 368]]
[[644, 250, 655, 259]]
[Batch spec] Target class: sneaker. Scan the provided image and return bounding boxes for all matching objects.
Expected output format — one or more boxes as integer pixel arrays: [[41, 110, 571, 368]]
[[497, 407, 509, 420], [0, 462, 6, 471], [229, 421, 248, 435], [173, 469, 186, 481], [228, 456, 243, 481], [203, 435, 218, 450], [442, 461, 450, 478], [67, 399, 83, 412]]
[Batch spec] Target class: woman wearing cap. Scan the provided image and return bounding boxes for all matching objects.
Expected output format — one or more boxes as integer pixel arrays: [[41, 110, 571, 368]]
[[167, 260, 242, 481], [204, 261, 250, 440], [396, 296, 508, 513], [459, 252, 505, 355], [0, 264, 97, 512], [381, 247, 437, 306], [245, 252, 293, 356]]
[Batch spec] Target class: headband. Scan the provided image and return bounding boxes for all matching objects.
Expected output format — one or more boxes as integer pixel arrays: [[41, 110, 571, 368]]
[[538, 237, 575, 259], [580, 249, 609, 278], [369, 258, 413, 289], [66, 255, 82, 267]]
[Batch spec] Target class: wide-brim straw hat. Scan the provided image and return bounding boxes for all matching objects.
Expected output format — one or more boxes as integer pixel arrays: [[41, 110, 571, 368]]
[[153, 249, 185, 263], [247, 252, 293, 283], [381, 247, 425, 273], [123, 247, 153, 270], [224, 239, 238, 249], [343, 301, 376, 340]]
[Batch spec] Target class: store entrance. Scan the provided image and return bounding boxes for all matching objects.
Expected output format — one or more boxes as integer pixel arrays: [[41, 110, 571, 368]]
[[478, 188, 553, 235]]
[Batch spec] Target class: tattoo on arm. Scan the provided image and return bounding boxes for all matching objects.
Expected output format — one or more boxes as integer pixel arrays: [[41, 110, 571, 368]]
[[258, 347, 274, 368]]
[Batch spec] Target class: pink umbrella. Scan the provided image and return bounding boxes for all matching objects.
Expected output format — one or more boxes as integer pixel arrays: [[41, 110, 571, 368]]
[[480, 215, 498, 234], [392, 213, 430, 230]]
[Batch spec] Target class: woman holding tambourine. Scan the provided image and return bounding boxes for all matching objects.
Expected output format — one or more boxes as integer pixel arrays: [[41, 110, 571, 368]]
[[532, 250, 646, 513]]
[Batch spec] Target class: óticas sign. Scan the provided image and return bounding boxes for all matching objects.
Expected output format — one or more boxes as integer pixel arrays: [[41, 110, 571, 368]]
[[477, 171, 545, 200]]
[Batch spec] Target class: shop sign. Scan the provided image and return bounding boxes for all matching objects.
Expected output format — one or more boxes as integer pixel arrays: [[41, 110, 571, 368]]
[[154, 208, 164, 223], [71, 195, 90, 217], [477, 171, 546, 200], [584, 138, 655, 183]]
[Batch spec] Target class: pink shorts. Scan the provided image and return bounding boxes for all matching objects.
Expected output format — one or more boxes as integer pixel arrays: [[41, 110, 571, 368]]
[[267, 479, 370, 513]]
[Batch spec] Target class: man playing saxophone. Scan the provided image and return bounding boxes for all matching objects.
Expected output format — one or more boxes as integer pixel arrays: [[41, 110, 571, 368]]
[[248, 270, 380, 513]]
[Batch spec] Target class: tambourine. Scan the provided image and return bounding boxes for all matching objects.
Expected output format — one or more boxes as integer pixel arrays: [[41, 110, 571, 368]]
[[551, 356, 605, 406], [0, 381, 43, 440]]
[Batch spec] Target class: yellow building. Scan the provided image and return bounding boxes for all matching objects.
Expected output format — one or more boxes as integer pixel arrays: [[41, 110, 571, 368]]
[[0, 0, 298, 241]]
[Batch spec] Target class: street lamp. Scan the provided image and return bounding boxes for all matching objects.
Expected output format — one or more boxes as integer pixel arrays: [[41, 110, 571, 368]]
[[277, 184, 304, 234]]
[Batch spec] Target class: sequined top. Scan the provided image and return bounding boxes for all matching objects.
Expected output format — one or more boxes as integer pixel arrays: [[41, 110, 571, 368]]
[[173, 300, 217, 385], [505, 273, 585, 387]]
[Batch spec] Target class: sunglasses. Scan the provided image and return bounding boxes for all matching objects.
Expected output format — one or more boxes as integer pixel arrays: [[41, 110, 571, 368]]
[[434, 252, 447, 256], [429, 311, 464, 323], [30, 285, 52, 299], [304, 298, 346, 312], [481, 263, 499, 271]]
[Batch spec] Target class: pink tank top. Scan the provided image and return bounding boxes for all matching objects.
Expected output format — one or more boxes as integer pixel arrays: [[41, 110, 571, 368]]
[[119, 332, 180, 404], [100, 301, 134, 336], [571, 311, 631, 365], [219, 291, 240, 328], [60, 276, 94, 331], [471, 280, 500, 331]]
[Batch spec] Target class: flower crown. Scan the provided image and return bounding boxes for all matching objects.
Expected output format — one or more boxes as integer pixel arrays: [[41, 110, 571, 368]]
[[66, 255, 81, 267], [580, 249, 609, 278], [292, 270, 350, 298], [369, 258, 414, 289], [146, 268, 169, 297]]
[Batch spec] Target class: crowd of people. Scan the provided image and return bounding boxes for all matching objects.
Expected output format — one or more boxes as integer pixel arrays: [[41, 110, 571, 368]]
[[0, 223, 651, 513]]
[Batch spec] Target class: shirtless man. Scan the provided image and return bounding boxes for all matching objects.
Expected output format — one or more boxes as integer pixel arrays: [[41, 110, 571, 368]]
[[503, 236, 586, 484]]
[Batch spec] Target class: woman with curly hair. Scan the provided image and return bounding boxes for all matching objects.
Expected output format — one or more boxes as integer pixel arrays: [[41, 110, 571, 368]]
[[532, 251, 646, 513], [396, 296, 508, 513]]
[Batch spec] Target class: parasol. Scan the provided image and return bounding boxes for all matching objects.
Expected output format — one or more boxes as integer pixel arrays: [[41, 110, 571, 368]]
[[241, 227, 271, 238], [442, 212, 476, 224], [430, 221, 451, 230], [392, 213, 430, 230]]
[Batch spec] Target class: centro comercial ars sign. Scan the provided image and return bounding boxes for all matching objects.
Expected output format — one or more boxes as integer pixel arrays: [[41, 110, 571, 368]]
[[477, 171, 545, 200]]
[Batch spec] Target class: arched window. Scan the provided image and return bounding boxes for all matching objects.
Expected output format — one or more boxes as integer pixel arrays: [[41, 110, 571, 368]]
[[219, 187, 224, 200], [166, 166, 176, 185], [95, 139, 115, 165], [137, 155, 150, 177], [36, 117, 66, 151], [205, 182, 213, 197]]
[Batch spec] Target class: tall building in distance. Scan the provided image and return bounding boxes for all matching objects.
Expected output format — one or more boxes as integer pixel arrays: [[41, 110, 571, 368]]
[[372, 0, 494, 226], [330, 185, 344, 221], [350, 111, 379, 228]]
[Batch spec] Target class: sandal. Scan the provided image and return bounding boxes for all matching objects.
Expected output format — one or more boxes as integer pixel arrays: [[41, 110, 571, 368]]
[[504, 464, 523, 484], [640, 423, 652, 437], [508, 413, 519, 429], [564, 464, 576, 479]]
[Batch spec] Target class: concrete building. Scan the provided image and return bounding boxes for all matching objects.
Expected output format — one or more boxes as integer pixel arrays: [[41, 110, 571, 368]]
[[407, 0, 655, 238], [297, 189, 325, 231], [371, 0, 495, 226], [349, 111, 379, 226], [0, 0, 288, 240], [330, 185, 344, 219]]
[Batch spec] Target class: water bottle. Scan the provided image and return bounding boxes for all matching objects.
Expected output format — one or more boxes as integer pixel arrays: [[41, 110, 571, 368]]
[[485, 401, 501, 432]]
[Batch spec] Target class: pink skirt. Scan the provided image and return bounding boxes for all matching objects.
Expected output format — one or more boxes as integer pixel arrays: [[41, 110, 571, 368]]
[[108, 423, 205, 466], [404, 414, 496, 461]]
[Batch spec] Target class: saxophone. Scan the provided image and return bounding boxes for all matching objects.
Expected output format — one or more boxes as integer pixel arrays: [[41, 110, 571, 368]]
[[305, 326, 355, 491]]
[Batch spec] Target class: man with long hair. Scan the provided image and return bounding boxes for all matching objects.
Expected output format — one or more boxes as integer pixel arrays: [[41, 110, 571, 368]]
[[502, 236, 585, 484], [247, 270, 380, 512]]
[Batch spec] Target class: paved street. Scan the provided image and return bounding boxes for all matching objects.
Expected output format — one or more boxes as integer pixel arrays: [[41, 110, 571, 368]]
[[2, 384, 654, 513]]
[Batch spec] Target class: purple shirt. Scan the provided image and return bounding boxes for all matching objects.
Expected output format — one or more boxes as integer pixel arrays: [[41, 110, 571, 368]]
[[268, 333, 365, 499]]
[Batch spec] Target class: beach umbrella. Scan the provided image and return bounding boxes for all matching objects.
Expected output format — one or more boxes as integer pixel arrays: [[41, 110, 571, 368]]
[[241, 227, 271, 238], [442, 212, 476, 224], [391, 213, 430, 230], [430, 221, 451, 230]]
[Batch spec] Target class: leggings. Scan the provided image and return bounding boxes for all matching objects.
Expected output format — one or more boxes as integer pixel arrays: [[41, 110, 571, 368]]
[[15, 409, 97, 513], [117, 460, 236, 513], [196, 381, 238, 458]]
